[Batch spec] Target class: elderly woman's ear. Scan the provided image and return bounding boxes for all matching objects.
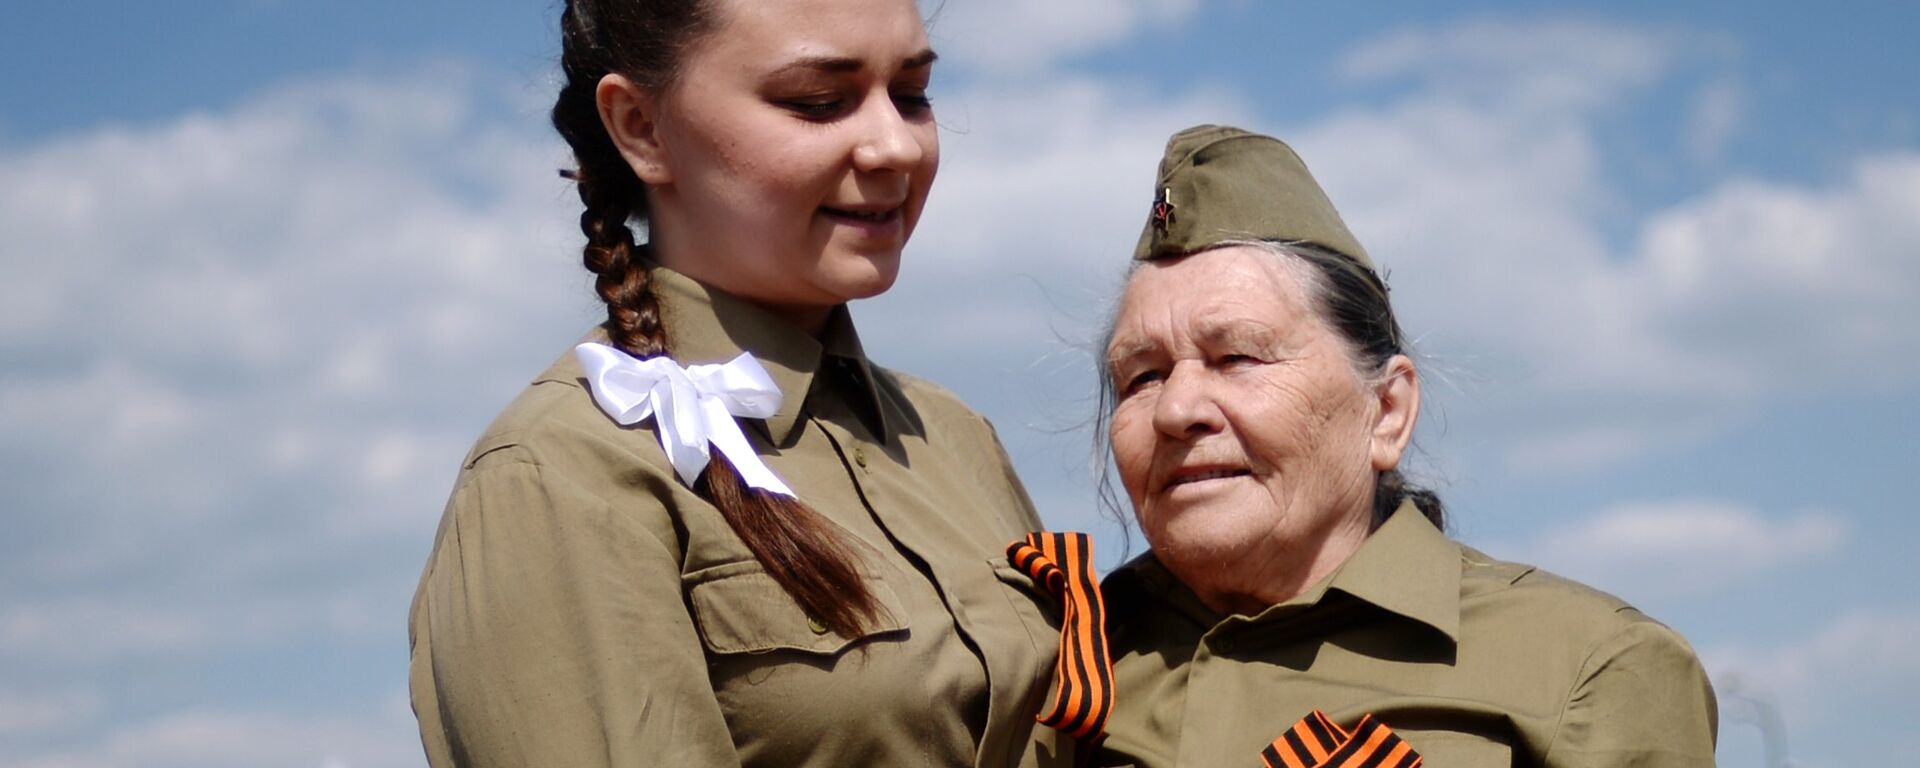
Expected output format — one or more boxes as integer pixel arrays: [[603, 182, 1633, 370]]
[[1368, 354, 1420, 473]]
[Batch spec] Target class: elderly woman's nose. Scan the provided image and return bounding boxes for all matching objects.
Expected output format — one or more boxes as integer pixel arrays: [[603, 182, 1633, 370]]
[[1151, 362, 1224, 438]]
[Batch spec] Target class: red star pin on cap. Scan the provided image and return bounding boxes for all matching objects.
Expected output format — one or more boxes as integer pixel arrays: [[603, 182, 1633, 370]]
[[1151, 187, 1176, 235]]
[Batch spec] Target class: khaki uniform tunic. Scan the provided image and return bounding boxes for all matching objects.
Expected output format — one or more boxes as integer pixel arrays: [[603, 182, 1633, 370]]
[[1094, 503, 1718, 767], [409, 267, 1064, 767]]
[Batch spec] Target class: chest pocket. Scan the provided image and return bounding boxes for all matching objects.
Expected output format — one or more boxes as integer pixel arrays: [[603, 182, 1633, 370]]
[[685, 560, 909, 655], [1401, 730, 1514, 767], [990, 559, 1063, 650]]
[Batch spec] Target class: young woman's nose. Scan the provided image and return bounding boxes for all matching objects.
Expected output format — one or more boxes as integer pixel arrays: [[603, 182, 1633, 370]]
[[851, 93, 925, 173]]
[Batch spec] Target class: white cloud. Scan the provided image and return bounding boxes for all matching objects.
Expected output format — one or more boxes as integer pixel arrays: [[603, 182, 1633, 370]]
[[908, 77, 1250, 281], [1627, 152, 1920, 392], [1273, 18, 1920, 473], [1687, 80, 1743, 162], [0, 688, 101, 735], [1705, 610, 1920, 753], [0, 360, 201, 460], [1505, 500, 1847, 599], [1499, 424, 1660, 475], [1338, 18, 1676, 113], [0, 65, 583, 663], [12, 695, 421, 768], [0, 586, 396, 664], [1286, 36, 1723, 473], [0, 601, 214, 662]]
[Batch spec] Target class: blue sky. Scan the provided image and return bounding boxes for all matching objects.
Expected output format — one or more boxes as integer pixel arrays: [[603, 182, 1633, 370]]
[[3, 1, 1916, 766]]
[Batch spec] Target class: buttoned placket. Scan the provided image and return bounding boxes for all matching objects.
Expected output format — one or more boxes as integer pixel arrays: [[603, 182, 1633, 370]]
[[1174, 604, 1318, 765], [1178, 623, 1243, 765], [806, 401, 1034, 768]]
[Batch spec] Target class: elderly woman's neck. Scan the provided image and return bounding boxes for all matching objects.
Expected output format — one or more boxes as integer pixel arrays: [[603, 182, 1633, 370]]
[[1179, 509, 1377, 618]]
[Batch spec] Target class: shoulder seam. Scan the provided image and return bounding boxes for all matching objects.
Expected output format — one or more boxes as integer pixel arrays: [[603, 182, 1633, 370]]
[[459, 439, 670, 521], [1540, 616, 1656, 760]]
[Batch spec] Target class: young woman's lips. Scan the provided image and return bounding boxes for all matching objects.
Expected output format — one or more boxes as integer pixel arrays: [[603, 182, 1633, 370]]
[[819, 205, 903, 235]]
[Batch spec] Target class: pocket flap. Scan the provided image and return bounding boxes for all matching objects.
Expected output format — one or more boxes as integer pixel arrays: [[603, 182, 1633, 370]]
[[685, 561, 908, 655]]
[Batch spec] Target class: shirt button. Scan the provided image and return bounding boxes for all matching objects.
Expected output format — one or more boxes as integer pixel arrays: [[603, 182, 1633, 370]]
[[1212, 635, 1235, 654], [807, 616, 829, 635], [854, 446, 868, 468]]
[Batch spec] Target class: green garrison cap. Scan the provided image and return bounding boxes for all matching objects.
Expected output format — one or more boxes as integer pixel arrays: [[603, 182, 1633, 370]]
[[1132, 124, 1373, 269]]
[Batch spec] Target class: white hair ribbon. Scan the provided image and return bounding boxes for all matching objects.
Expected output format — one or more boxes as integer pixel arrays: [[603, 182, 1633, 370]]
[[573, 342, 795, 497]]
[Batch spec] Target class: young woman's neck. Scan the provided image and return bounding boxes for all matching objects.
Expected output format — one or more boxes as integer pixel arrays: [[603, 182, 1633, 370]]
[[648, 238, 836, 338]]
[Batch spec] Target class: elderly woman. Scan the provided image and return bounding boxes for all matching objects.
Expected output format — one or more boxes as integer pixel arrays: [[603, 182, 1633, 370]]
[[1081, 126, 1718, 767]]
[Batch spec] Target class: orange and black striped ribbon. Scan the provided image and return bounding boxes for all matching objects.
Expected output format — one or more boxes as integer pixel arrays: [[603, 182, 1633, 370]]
[[1261, 710, 1422, 768], [1006, 532, 1113, 757]]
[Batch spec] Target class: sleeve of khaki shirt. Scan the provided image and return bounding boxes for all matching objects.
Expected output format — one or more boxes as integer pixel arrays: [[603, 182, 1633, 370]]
[[1543, 618, 1719, 766], [412, 455, 741, 768]]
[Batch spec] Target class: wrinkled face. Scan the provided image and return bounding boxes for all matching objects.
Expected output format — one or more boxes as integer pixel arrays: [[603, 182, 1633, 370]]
[[1107, 246, 1384, 583], [646, 0, 938, 322]]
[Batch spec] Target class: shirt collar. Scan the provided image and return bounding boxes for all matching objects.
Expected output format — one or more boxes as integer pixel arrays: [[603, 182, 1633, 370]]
[[538, 265, 888, 446], [1107, 500, 1460, 642], [1104, 553, 1216, 631], [1321, 500, 1461, 641]]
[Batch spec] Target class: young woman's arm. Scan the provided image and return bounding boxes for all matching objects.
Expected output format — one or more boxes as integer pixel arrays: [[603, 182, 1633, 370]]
[[411, 455, 741, 768]]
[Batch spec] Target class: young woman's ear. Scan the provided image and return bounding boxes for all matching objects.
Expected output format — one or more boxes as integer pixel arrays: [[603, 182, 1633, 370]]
[[596, 74, 672, 185]]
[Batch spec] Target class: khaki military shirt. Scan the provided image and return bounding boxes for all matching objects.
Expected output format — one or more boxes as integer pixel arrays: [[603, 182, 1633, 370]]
[[1095, 503, 1718, 767], [409, 267, 1065, 767]]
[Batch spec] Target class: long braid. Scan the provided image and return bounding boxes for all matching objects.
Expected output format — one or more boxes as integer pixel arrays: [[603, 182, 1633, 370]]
[[554, 0, 881, 636], [554, 0, 661, 355], [573, 163, 664, 357]]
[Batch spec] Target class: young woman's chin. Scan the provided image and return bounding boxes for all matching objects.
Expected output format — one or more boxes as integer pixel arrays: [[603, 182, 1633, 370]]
[[817, 249, 904, 302]]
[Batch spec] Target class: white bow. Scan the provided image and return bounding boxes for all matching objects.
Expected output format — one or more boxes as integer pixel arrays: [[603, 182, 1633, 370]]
[[574, 342, 795, 497]]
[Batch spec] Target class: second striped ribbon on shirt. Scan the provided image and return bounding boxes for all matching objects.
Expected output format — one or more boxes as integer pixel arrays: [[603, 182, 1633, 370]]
[[1262, 710, 1423, 768]]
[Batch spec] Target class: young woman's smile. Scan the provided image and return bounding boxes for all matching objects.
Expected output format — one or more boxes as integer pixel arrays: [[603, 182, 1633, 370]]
[[605, 0, 939, 332]]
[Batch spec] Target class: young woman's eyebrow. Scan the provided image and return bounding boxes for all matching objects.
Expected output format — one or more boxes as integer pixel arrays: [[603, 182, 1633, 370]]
[[771, 49, 937, 76], [902, 49, 938, 68]]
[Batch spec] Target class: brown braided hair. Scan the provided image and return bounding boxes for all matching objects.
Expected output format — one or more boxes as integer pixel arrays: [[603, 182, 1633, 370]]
[[553, 0, 882, 636]]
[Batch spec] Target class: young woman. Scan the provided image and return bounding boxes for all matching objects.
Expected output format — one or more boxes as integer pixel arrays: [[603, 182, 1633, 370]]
[[407, 1, 1063, 765]]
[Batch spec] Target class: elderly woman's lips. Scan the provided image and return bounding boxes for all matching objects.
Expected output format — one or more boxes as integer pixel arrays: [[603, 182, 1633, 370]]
[[1162, 468, 1252, 490]]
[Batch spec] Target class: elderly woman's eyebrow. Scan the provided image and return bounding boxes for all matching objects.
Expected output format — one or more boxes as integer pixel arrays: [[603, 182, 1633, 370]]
[[1196, 318, 1281, 350], [1106, 342, 1150, 368]]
